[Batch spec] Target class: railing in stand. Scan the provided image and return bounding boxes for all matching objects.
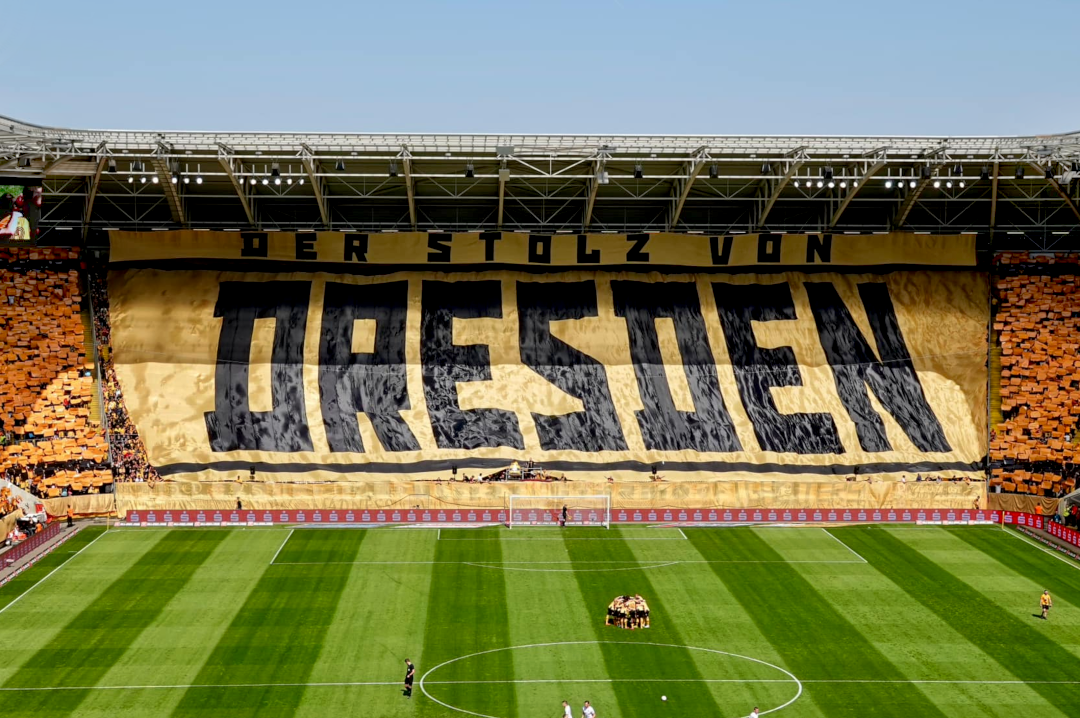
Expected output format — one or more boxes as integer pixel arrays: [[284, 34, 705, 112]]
[[1, 521, 62, 568]]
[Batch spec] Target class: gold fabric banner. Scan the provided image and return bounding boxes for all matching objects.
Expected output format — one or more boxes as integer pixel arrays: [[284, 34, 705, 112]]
[[108, 268, 988, 482], [113, 479, 985, 514], [108, 230, 976, 270]]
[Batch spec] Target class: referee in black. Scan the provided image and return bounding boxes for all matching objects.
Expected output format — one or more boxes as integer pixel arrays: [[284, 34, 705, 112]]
[[403, 659, 415, 698], [561, 505, 569, 527]]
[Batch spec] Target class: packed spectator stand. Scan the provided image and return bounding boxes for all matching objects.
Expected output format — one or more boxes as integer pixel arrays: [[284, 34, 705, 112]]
[[0, 248, 113, 500], [991, 252, 1080, 499]]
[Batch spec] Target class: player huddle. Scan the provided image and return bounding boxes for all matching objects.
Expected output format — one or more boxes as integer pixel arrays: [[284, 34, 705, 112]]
[[606, 594, 650, 629]]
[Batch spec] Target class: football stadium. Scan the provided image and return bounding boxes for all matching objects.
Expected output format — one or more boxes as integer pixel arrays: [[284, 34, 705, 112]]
[[2, 107, 1080, 718]]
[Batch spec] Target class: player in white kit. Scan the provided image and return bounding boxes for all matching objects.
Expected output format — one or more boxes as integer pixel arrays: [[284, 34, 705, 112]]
[[582, 700, 596, 718], [562, 701, 572, 718]]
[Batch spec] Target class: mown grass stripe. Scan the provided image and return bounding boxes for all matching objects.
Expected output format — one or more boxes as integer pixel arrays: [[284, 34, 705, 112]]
[[0, 527, 107, 612], [837, 526, 1080, 717], [417, 530, 515, 718], [953, 527, 1080, 600], [168, 528, 367, 718], [687, 528, 950, 718], [564, 531, 725, 718], [1, 530, 229, 716]]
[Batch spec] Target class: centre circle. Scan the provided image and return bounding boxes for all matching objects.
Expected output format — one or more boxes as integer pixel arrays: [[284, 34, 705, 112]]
[[419, 640, 803, 718]]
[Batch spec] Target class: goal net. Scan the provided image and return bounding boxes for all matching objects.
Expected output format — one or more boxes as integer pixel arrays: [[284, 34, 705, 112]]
[[507, 495, 611, 528]]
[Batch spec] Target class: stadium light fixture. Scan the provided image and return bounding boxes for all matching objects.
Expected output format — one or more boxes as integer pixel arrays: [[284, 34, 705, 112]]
[[107, 158, 117, 173], [909, 180, 916, 189], [793, 180, 800, 188], [933, 180, 940, 188], [980, 165, 990, 180], [389, 161, 398, 177], [262, 177, 270, 185], [959, 180, 966, 188], [633, 164, 644, 179], [183, 176, 190, 184], [140, 176, 147, 184], [708, 164, 719, 179], [952, 164, 963, 176], [920, 165, 932, 179], [127, 176, 134, 184], [761, 162, 772, 175], [827, 180, 835, 189], [249, 177, 257, 185], [151, 175, 159, 184], [170, 171, 179, 184], [1044, 165, 1054, 179], [1015, 166, 1025, 179], [132, 160, 144, 173], [335, 160, 346, 172], [465, 163, 475, 178], [884, 179, 893, 189], [287, 177, 293, 185], [298, 178, 305, 185], [816, 180, 824, 188], [271, 163, 280, 177], [945, 180, 952, 189], [274, 177, 281, 185], [839, 181, 847, 189], [822, 166, 833, 180]]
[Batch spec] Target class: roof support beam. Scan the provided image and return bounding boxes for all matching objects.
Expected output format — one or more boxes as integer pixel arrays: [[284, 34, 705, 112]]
[[217, 145, 255, 227], [1031, 161, 1080, 223], [401, 150, 417, 230], [496, 163, 508, 230], [152, 143, 184, 224], [989, 161, 1000, 232], [756, 155, 805, 230], [893, 171, 934, 228], [583, 158, 605, 230], [300, 145, 330, 228], [828, 159, 886, 228], [668, 153, 708, 230], [82, 151, 107, 238]]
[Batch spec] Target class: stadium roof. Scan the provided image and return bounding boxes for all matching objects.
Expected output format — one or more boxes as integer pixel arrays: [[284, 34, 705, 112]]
[[2, 114, 1078, 246]]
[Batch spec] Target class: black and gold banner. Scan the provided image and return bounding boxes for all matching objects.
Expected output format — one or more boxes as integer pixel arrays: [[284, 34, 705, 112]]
[[108, 231, 977, 271], [108, 268, 988, 481]]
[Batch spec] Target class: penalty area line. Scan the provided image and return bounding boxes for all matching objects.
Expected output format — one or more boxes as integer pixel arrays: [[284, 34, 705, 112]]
[[1001, 526, 1080, 574], [268, 528, 295, 566], [820, 528, 868, 564]]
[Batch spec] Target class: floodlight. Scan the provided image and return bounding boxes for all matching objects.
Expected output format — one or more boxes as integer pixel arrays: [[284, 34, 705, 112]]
[[1015, 166, 1025, 179], [980, 165, 990, 180], [465, 163, 475, 178], [389, 161, 398, 177], [270, 163, 280, 177], [933, 180, 940, 188], [885, 179, 893, 189], [761, 162, 772, 174], [107, 159, 117, 173], [335, 160, 346, 172], [633, 164, 643, 179], [708, 164, 719, 179], [909, 180, 916, 189], [1045, 165, 1054, 179], [195, 176, 203, 184]]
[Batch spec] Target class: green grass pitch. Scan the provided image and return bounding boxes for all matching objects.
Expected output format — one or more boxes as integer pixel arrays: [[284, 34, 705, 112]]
[[0, 523, 1078, 718]]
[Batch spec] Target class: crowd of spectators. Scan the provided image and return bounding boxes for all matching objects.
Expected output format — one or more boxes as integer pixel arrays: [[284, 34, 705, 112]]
[[991, 252, 1080, 497], [0, 248, 114, 498], [88, 267, 160, 485]]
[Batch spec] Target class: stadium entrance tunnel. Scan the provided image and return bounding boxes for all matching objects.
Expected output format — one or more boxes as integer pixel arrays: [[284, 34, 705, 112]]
[[420, 640, 802, 717]]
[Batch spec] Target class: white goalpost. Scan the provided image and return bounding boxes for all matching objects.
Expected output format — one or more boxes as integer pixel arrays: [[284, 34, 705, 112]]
[[507, 495, 611, 529]]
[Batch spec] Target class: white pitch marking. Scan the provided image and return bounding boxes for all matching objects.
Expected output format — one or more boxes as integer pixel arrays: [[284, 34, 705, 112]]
[[677, 527, 688, 540], [1002, 526, 1080, 574], [424, 678, 1080, 686], [0, 530, 110, 617], [269, 529, 295, 565], [419, 640, 803, 718], [437, 528, 441, 541], [269, 559, 865, 566], [437, 537, 686, 541], [820, 528, 868, 563], [0, 681, 400, 693], [462, 561, 680, 573]]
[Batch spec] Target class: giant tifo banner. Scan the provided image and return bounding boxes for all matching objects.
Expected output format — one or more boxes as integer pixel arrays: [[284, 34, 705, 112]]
[[107, 231, 987, 482]]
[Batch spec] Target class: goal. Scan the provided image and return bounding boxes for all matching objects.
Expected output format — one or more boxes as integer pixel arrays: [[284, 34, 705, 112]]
[[507, 495, 611, 529]]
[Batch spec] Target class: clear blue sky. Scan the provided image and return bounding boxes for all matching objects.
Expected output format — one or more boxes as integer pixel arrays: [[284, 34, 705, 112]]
[[21, 0, 1080, 136]]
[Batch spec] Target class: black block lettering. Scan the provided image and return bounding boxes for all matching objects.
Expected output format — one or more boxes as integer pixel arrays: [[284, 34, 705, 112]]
[[295, 232, 318, 260], [203, 281, 313, 452], [517, 281, 627, 452], [344, 233, 369, 262], [427, 234, 452, 262], [576, 234, 600, 264], [710, 236, 733, 265], [421, 281, 523, 450], [807, 234, 832, 263], [528, 234, 552, 264], [757, 234, 782, 263], [480, 232, 502, 262], [612, 281, 741, 452], [804, 281, 951, 452], [319, 281, 420, 453], [626, 233, 651, 262], [241, 232, 268, 258], [712, 281, 842, 454]]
